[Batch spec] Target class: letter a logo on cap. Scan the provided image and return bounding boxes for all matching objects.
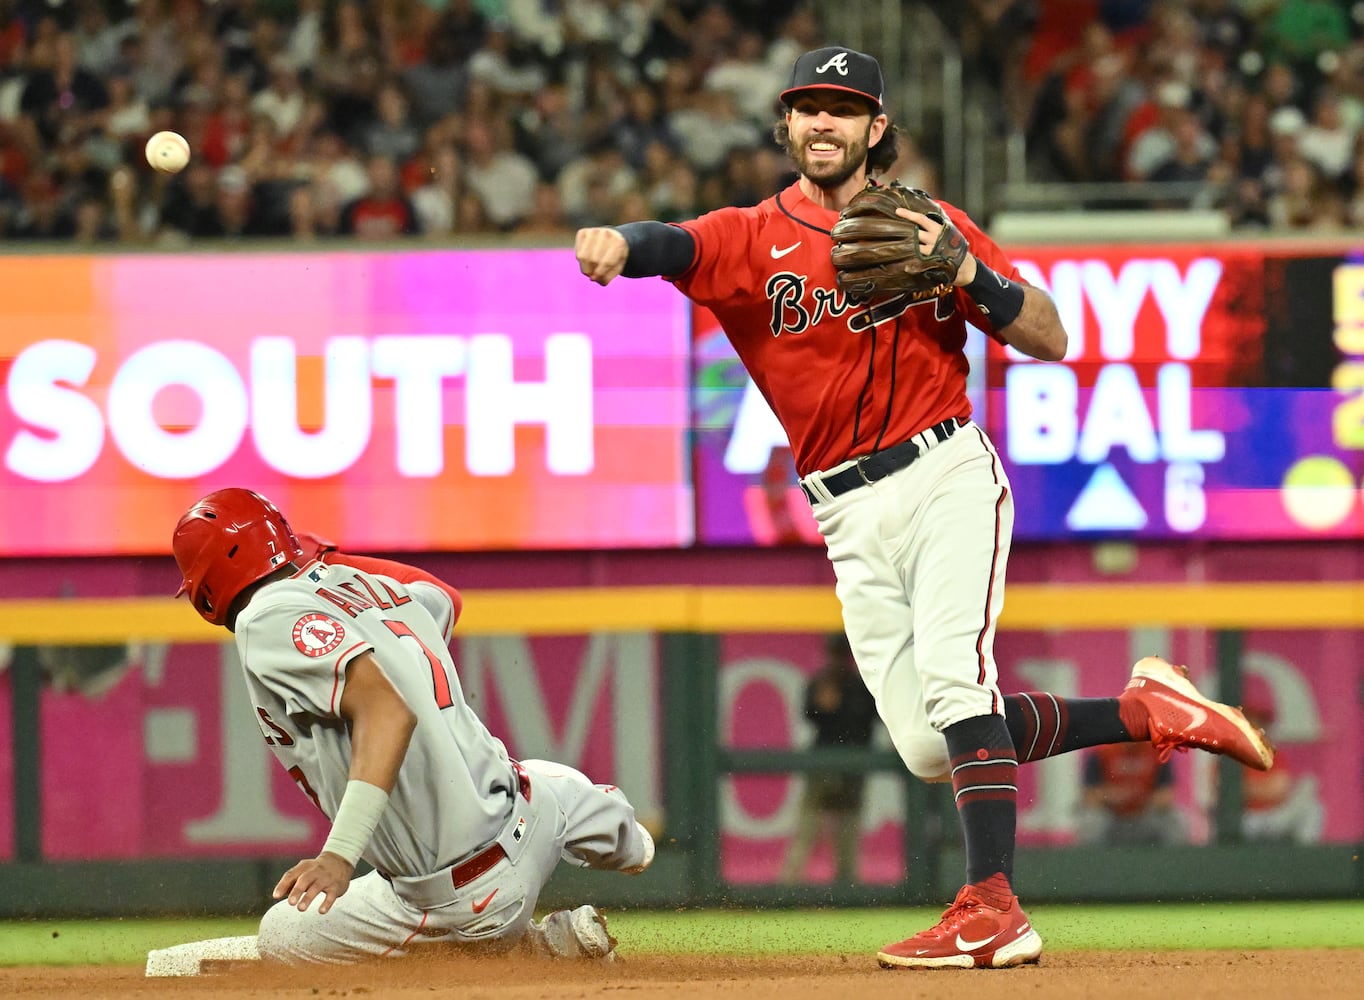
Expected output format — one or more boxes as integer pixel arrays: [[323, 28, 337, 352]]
[[816, 52, 850, 76]]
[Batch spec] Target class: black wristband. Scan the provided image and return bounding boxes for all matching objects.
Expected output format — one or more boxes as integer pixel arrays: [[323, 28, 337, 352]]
[[963, 262, 1026, 329]]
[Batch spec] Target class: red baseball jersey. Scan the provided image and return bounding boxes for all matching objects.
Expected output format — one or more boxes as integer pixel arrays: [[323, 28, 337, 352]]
[[672, 181, 1023, 476]]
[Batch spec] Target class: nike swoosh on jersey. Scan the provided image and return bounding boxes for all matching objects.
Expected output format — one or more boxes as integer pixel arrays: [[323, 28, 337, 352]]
[[770, 241, 801, 258], [955, 930, 1002, 951], [472, 889, 498, 914], [1147, 691, 1208, 728]]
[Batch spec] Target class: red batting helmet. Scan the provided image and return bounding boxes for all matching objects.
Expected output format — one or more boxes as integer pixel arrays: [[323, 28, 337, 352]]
[[173, 488, 303, 626]]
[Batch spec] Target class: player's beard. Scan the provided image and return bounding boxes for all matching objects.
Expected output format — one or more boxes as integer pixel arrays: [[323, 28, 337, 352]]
[[789, 126, 871, 190]]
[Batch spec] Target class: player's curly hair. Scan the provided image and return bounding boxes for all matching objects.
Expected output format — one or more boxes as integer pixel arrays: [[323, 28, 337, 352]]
[[771, 117, 902, 176]]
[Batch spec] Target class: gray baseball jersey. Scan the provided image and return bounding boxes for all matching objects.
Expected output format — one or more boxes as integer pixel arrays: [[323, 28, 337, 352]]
[[234, 560, 515, 877], [233, 559, 652, 964]]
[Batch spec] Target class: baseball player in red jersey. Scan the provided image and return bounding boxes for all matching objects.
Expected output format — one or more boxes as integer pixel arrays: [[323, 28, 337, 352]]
[[576, 46, 1274, 970], [171, 489, 655, 966]]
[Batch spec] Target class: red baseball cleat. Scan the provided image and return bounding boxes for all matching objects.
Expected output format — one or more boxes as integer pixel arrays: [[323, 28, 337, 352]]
[[877, 874, 1042, 969], [1121, 656, 1274, 771]]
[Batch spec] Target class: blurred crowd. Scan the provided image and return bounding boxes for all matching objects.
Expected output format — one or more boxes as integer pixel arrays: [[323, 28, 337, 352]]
[[1, 0, 1361, 244], [0, 0, 836, 244], [958, 0, 1364, 229]]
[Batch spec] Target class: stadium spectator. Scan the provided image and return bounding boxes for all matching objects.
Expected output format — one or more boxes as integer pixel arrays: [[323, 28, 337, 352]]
[[467, 23, 546, 101], [638, 139, 701, 222], [559, 138, 637, 227], [9, 171, 74, 239], [339, 153, 416, 238], [704, 29, 785, 126], [1237, 698, 1325, 845], [667, 89, 762, 174], [72, 0, 135, 79], [251, 55, 308, 142], [402, 21, 470, 130], [211, 164, 262, 238], [1236, 92, 1275, 182], [1261, 0, 1351, 75], [285, 0, 324, 74], [315, 0, 384, 149], [9, 0, 1364, 242], [608, 83, 673, 173], [1148, 106, 1217, 183], [515, 80, 587, 183], [1077, 743, 1187, 847], [158, 160, 220, 239], [21, 30, 108, 145], [1268, 155, 1340, 229], [101, 73, 150, 142], [1297, 88, 1357, 181], [779, 633, 879, 886], [409, 141, 462, 237], [513, 181, 574, 237], [463, 117, 538, 231], [361, 80, 421, 163], [883, 130, 941, 194], [1190, 0, 1251, 64], [1126, 80, 1216, 181]]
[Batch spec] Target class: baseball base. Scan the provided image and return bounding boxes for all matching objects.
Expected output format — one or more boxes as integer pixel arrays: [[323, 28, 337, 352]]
[[145, 934, 260, 976]]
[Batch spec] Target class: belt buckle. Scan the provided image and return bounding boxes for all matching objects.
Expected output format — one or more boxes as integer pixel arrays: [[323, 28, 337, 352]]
[[854, 455, 874, 486]]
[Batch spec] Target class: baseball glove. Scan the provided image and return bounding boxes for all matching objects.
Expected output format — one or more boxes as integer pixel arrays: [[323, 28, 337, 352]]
[[830, 181, 969, 303]]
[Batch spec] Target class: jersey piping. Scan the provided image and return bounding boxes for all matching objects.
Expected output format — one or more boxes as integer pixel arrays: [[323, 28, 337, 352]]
[[775, 188, 836, 236]]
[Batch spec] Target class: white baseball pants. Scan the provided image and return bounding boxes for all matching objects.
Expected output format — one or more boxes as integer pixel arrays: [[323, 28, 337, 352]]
[[255, 760, 649, 964], [803, 422, 1014, 781]]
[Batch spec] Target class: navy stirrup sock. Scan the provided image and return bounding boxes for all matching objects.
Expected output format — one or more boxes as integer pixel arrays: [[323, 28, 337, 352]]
[[943, 714, 1018, 885]]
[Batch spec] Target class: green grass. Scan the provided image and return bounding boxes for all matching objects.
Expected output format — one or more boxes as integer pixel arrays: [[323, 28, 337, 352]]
[[612, 902, 1364, 955], [0, 918, 257, 966], [2, 903, 1361, 966]]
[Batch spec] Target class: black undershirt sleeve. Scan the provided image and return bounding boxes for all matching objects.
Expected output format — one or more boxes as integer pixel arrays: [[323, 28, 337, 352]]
[[616, 221, 696, 278]]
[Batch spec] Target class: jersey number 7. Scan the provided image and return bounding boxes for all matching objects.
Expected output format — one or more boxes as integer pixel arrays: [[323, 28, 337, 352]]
[[383, 619, 455, 709]]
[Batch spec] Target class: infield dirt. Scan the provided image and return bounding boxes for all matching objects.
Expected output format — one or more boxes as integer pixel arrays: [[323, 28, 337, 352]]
[[0, 949, 1356, 999]]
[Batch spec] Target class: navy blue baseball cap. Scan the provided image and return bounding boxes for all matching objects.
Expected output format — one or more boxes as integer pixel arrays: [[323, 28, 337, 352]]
[[780, 46, 884, 112]]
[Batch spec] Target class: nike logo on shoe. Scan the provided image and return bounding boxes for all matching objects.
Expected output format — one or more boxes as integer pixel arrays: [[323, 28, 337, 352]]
[[955, 930, 1002, 951], [1148, 691, 1208, 728], [770, 241, 801, 258], [472, 889, 498, 914]]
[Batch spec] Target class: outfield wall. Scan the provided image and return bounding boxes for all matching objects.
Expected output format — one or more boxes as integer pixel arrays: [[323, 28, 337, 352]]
[[1, 553, 1361, 916], [3, 238, 1363, 914]]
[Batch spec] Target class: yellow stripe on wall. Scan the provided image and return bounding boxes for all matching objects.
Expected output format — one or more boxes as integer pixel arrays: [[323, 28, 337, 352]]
[[2, 582, 1363, 644]]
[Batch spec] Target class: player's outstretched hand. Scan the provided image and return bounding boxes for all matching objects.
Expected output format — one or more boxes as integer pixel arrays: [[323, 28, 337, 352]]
[[575, 227, 628, 285], [273, 851, 355, 914]]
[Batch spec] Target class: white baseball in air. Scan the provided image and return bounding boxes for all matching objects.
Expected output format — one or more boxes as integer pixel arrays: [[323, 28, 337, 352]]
[[145, 130, 191, 173]]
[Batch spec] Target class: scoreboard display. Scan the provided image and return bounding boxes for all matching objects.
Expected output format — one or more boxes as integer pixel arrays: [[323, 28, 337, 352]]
[[991, 244, 1358, 540], [2, 242, 1359, 554], [694, 241, 1361, 545]]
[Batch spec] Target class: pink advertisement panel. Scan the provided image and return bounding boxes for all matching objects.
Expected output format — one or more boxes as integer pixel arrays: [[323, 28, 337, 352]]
[[0, 250, 692, 556], [22, 617, 1358, 867], [719, 625, 1360, 884], [31, 633, 661, 861]]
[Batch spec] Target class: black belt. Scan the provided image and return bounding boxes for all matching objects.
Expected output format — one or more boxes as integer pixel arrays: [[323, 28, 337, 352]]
[[801, 418, 962, 503]]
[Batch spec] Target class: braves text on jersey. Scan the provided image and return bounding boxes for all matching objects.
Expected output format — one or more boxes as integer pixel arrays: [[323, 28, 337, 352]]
[[672, 180, 1024, 477]]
